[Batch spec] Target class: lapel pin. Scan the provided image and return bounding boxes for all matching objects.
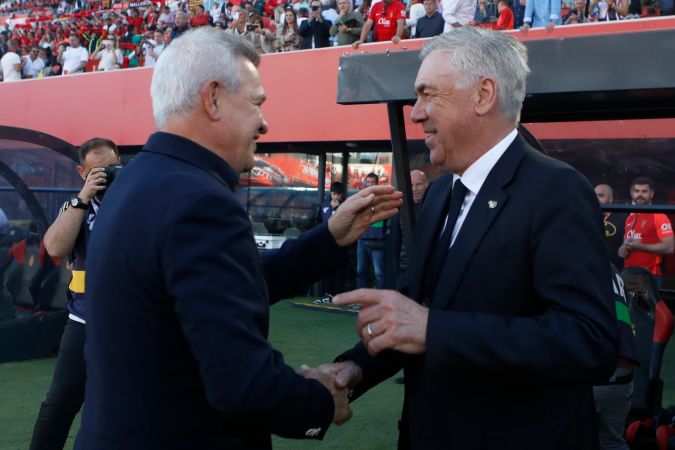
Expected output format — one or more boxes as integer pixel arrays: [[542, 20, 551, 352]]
[[488, 200, 498, 209]]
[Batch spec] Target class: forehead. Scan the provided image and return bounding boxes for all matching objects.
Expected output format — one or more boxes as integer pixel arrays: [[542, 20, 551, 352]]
[[83, 147, 118, 166], [633, 184, 652, 191], [415, 51, 452, 90]]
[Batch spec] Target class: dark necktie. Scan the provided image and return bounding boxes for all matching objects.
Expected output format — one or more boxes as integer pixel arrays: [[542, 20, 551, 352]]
[[423, 179, 468, 301]]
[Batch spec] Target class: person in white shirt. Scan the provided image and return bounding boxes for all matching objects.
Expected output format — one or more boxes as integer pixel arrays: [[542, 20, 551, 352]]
[[22, 46, 45, 78], [0, 40, 23, 82], [210, 1, 222, 21], [441, 0, 476, 30], [93, 37, 123, 71], [143, 31, 165, 67], [58, 34, 89, 75], [406, 0, 427, 36]]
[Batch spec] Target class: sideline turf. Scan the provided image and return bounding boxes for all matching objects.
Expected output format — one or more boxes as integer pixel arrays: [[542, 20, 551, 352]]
[[1, 300, 674, 450]]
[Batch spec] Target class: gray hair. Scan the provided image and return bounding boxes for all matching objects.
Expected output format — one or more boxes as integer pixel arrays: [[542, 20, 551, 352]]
[[420, 27, 529, 123], [151, 27, 259, 129]]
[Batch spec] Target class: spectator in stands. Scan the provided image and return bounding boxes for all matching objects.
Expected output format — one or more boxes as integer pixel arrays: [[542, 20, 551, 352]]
[[358, 0, 372, 18], [143, 4, 160, 27], [442, 0, 476, 31], [163, 27, 174, 45], [411, 0, 442, 37], [470, 0, 496, 25], [92, 36, 122, 71], [520, 0, 561, 34], [356, 173, 387, 289], [322, 0, 339, 25], [127, 8, 144, 32], [39, 31, 55, 50], [22, 45, 44, 78], [353, 0, 406, 48], [38, 47, 54, 75], [143, 30, 165, 67], [563, 0, 590, 22], [1, 39, 23, 82], [329, 0, 364, 46], [191, 4, 211, 26], [210, 1, 222, 22], [171, 11, 190, 40], [246, 13, 274, 53], [619, 176, 674, 289], [274, 7, 301, 51], [405, 0, 426, 37], [226, 10, 248, 36], [595, 184, 627, 270], [493, 0, 515, 29], [158, 5, 176, 27], [589, 0, 628, 21], [299, 0, 332, 49]]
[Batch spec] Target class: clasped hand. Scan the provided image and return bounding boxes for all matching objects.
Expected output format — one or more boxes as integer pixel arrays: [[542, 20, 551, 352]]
[[299, 363, 357, 425]]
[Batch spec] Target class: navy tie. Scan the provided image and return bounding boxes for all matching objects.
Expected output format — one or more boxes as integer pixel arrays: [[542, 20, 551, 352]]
[[423, 179, 468, 301]]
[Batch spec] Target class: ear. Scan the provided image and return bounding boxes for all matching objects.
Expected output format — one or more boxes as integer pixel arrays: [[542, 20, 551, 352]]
[[474, 76, 498, 117], [201, 80, 224, 121], [76, 165, 86, 181]]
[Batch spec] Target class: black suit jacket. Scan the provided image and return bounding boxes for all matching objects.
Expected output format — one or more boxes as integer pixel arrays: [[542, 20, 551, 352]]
[[75, 132, 347, 450], [342, 135, 617, 450], [298, 18, 332, 49]]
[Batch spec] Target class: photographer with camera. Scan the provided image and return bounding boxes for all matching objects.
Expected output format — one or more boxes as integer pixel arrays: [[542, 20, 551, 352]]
[[299, 0, 332, 49], [142, 30, 165, 67], [29, 138, 122, 450], [226, 10, 248, 36], [244, 13, 274, 53]]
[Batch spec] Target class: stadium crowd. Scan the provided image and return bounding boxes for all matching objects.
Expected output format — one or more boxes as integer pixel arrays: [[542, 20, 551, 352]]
[[0, 0, 671, 80]]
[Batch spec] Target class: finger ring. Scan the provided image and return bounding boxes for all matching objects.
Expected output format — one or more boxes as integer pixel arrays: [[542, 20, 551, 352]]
[[366, 323, 373, 337], [370, 206, 375, 213]]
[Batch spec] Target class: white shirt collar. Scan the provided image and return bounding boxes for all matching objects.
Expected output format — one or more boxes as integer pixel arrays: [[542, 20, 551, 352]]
[[452, 129, 518, 195]]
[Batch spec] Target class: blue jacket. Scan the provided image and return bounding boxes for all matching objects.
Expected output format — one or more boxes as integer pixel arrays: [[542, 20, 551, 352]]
[[76, 132, 348, 449]]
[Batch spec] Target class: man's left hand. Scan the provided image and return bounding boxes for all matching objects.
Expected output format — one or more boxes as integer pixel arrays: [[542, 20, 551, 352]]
[[391, 35, 401, 44], [332, 289, 428, 355], [328, 185, 402, 247]]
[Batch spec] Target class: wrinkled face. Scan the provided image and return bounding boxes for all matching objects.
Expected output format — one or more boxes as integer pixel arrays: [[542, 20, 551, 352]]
[[218, 58, 269, 173], [594, 185, 613, 205], [411, 171, 429, 203], [631, 184, 654, 205], [423, 0, 436, 14], [411, 51, 477, 173]]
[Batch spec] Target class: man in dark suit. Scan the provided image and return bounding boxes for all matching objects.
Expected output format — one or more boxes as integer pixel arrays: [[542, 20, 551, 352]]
[[74, 28, 402, 450], [315, 27, 617, 449], [299, 0, 332, 49]]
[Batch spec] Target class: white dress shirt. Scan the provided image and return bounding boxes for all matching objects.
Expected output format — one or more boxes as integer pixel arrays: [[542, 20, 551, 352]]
[[445, 128, 517, 247]]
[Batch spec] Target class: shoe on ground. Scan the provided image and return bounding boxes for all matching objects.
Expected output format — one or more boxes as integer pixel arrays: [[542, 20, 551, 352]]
[[312, 294, 333, 304]]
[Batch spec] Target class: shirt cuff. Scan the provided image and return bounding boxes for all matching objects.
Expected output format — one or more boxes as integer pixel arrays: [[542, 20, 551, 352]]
[[549, 14, 559, 20]]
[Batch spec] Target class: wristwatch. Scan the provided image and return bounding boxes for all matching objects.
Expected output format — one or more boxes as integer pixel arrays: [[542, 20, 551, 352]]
[[69, 195, 89, 210]]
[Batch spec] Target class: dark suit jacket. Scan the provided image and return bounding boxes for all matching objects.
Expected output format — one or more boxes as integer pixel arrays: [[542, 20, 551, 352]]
[[341, 135, 617, 450], [298, 18, 332, 49], [75, 132, 348, 450]]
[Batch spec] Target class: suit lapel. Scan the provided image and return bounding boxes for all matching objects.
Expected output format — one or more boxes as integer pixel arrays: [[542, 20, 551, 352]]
[[407, 172, 454, 302], [431, 136, 529, 310]]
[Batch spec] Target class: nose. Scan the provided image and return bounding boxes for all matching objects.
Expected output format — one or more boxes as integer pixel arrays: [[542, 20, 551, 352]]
[[410, 98, 426, 124], [259, 116, 269, 135]]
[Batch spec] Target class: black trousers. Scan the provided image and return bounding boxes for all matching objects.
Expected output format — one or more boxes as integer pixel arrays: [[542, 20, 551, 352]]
[[30, 319, 86, 450]]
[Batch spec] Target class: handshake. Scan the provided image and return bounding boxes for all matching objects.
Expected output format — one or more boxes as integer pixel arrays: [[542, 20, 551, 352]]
[[299, 360, 363, 425]]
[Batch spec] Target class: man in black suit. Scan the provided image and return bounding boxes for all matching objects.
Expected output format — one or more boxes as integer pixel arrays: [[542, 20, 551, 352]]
[[299, 0, 332, 49], [316, 27, 617, 449], [74, 28, 401, 450]]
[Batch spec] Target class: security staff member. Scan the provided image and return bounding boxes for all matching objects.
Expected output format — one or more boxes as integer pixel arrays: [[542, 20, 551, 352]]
[[30, 138, 121, 450]]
